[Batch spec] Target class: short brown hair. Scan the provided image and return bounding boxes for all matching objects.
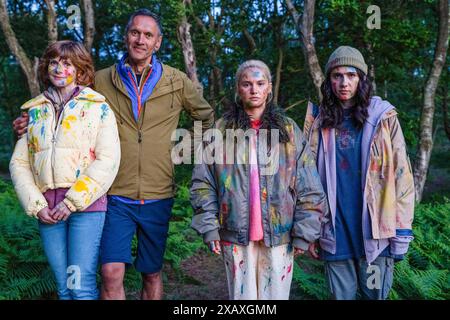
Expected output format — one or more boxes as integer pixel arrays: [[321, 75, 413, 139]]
[[38, 40, 95, 89]]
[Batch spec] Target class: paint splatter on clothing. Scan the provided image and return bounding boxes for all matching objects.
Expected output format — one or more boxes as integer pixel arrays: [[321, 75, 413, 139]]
[[221, 240, 293, 300]]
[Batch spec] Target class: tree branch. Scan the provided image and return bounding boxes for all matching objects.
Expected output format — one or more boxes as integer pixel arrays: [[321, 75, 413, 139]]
[[0, 0, 40, 97], [44, 0, 57, 44], [285, 0, 324, 101], [284, 99, 307, 111]]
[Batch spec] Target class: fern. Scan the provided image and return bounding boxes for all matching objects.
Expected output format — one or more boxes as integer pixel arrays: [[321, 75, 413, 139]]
[[291, 197, 450, 300], [0, 179, 56, 300], [292, 257, 329, 299]]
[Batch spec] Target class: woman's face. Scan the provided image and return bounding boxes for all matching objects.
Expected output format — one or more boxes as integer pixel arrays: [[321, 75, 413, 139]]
[[48, 57, 77, 88], [237, 67, 272, 111], [330, 66, 360, 102]]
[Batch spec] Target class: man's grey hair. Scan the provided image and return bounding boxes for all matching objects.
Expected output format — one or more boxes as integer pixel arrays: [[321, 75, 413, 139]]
[[124, 8, 163, 36]]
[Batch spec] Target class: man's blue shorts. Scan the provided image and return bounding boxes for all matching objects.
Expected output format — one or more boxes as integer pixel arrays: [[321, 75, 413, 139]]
[[100, 196, 174, 274]]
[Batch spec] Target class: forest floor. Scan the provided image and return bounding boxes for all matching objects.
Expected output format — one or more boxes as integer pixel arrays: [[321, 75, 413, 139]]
[[164, 250, 228, 300], [130, 248, 306, 300]]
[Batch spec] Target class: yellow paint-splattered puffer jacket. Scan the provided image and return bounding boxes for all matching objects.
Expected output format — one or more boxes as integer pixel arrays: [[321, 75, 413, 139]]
[[9, 87, 121, 218]]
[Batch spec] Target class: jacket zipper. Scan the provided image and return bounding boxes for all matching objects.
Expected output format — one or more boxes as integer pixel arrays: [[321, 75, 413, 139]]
[[261, 137, 274, 246], [49, 103, 67, 189], [127, 68, 152, 202], [243, 135, 250, 245], [363, 118, 386, 264]]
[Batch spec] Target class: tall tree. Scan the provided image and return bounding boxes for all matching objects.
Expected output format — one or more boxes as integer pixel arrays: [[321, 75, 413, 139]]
[[413, 0, 449, 202], [285, 0, 324, 101], [44, 0, 57, 44], [0, 0, 40, 97], [273, 0, 284, 106], [177, 0, 203, 93], [81, 0, 95, 53]]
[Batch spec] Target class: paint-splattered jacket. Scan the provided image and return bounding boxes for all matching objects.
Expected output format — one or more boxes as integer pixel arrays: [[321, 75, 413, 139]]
[[303, 97, 415, 263], [9, 87, 121, 218], [190, 117, 329, 250]]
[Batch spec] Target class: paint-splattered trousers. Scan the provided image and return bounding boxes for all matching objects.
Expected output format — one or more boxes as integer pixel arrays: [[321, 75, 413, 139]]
[[221, 240, 294, 300]]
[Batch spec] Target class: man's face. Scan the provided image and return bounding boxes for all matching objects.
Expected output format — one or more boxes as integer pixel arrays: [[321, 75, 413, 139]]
[[125, 15, 162, 66], [330, 66, 360, 102]]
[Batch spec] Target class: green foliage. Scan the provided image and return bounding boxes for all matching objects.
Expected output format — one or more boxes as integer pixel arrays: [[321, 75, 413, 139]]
[[291, 197, 450, 300], [0, 179, 56, 300], [292, 256, 329, 299], [389, 198, 450, 300], [164, 184, 203, 269]]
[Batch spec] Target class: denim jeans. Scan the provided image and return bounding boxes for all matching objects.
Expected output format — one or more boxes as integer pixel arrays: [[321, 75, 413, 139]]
[[324, 256, 394, 300], [38, 211, 105, 300]]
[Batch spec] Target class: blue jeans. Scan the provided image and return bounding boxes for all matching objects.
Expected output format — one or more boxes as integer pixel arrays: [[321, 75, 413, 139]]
[[324, 256, 394, 300], [38, 211, 105, 300]]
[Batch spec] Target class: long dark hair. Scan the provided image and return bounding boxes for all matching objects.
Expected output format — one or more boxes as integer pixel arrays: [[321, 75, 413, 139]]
[[222, 101, 290, 144], [223, 59, 290, 144], [320, 68, 373, 129]]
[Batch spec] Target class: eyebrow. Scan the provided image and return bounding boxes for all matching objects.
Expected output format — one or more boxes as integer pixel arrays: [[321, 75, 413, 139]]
[[130, 28, 154, 35], [331, 71, 357, 75]]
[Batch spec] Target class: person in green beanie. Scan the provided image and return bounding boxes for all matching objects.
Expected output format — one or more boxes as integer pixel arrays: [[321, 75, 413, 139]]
[[303, 46, 415, 300]]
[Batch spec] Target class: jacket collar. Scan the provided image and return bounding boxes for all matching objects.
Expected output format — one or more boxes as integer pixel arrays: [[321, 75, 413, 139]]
[[21, 87, 105, 110]]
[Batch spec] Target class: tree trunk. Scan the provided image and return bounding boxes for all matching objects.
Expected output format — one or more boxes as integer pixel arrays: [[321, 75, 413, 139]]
[[285, 0, 324, 102], [243, 29, 257, 54], [82, 0, 95, 53], [44, 0, 57, 44], [441, 84, 450, 140], [413, 0, 449, 202], [366, 43, 376, 94], [177, 0, 203, 93], [274, 47, 283, 106], [0, 0, 40, 97], [273, 1, 283, 106]]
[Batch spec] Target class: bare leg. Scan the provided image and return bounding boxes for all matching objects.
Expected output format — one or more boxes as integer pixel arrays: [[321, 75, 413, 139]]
[[141, 271, 163, 300], [101, 263, 126, 300]]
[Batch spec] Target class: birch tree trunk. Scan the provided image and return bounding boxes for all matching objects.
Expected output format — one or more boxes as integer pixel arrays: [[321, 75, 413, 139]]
[[44, 0, 57, 44], [81, 0, 95, 53], [413, 0, 449, 202], [177, 0, 203, 93], [285, 0, 324, 101], [0, 0, 40, 97]]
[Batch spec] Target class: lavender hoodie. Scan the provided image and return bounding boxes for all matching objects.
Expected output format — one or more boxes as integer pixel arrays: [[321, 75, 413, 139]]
[[316, 97, 409, 263]]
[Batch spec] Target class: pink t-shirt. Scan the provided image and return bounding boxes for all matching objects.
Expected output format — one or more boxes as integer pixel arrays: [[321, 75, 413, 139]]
[[249, 119, 264, 241]]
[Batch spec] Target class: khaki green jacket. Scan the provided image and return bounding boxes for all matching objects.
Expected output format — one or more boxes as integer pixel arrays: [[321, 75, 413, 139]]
[[94, 64, 214, 200]]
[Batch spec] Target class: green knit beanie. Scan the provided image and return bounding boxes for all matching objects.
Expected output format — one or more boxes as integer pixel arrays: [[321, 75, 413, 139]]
[[325, 46, 368, 75]]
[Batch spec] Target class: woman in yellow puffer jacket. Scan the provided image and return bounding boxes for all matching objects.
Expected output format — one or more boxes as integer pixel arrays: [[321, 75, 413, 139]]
[[9, 40, 120, 300]]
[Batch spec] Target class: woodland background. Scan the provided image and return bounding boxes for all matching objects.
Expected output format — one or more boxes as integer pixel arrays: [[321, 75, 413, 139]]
[[0, 0, 448, 299]]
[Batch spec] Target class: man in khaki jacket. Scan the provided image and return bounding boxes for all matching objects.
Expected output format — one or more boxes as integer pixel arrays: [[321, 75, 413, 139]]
[[95, 9, 214, 300], [13, 9, 214, 300]]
